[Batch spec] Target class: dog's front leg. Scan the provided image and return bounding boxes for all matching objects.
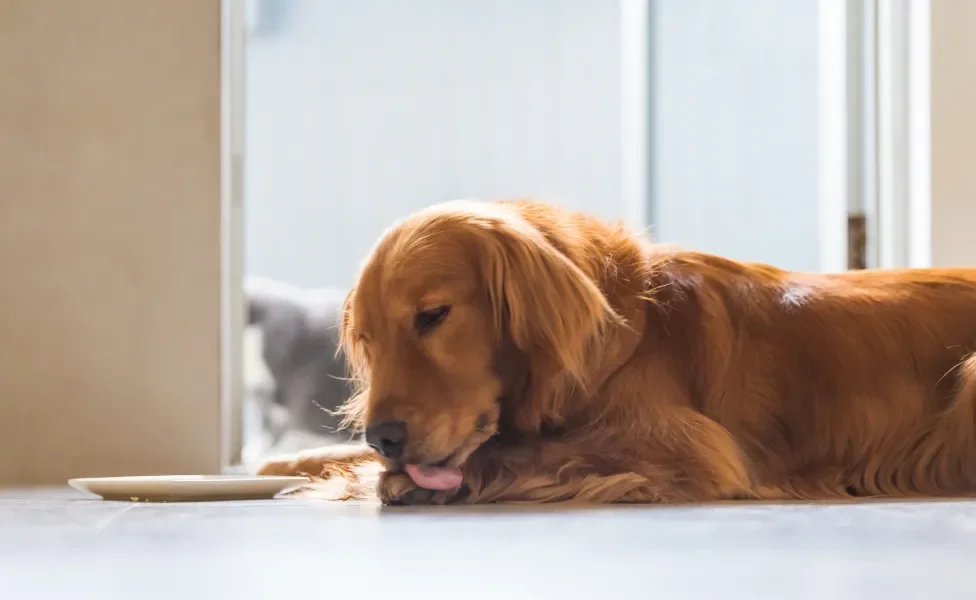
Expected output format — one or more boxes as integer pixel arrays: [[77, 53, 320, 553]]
[[455, 431, 749, 505], [257, 444, 378, 478], [383, 411, 754, 505]]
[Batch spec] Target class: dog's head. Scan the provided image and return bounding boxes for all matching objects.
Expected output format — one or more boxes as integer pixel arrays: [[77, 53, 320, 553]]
[[339, 200, 618, 472]]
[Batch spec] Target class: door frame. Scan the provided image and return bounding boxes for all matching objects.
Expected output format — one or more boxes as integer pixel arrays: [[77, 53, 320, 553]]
[[221, 0, 246, 469], [819, 0, 857, 272], [821, 0, 933, 272], [875, 0, 931, 269]]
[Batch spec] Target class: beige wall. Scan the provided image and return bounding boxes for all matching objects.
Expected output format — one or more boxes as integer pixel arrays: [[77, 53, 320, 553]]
[[0, 0, 223, 484], [930, 0, 976, 267]]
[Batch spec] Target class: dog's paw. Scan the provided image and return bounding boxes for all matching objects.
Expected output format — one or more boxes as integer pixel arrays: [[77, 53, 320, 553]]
[[377, 472, 461, 506], [256, 444, 376, 478], [256, 455, 308, 477]]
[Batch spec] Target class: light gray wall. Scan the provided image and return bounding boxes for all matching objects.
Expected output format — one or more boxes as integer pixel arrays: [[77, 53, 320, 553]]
[[931, 0, 976, 267], [245, 0, 625, 288], [651, 0, 820, 271], [244, 0, 823, 289]]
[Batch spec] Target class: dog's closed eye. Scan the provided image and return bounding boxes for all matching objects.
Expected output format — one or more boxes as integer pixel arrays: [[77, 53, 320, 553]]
[[475, 412, 491, 431], [414, 305, 451, 333]]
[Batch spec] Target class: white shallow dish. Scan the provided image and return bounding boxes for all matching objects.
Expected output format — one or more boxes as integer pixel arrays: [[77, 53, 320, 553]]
[[68, 475, 309, 502]]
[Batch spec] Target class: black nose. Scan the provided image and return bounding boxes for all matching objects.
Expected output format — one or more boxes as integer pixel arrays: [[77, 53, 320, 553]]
[[365, 420, 407, 459]]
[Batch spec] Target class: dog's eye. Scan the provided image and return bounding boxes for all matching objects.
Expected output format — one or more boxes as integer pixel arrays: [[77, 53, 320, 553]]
[[414, 305, 451, 333], [475, 412, 490, 431]]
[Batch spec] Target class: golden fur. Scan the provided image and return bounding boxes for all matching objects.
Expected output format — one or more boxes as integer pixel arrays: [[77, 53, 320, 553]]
[[260, 199, 976, 504]]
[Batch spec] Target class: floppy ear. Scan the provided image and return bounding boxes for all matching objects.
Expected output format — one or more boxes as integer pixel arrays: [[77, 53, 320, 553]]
[[336, 287, 368, 431], [337, 287, 357, 362], [478, 216, 619, 388]]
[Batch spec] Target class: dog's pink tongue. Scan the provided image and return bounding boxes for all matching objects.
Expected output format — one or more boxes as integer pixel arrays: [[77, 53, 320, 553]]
[[405, 464, 464, 491]]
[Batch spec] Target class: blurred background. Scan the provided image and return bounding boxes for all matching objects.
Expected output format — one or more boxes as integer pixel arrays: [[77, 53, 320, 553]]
[[244, 0, 822, 287], [240, 0, 833, 466]]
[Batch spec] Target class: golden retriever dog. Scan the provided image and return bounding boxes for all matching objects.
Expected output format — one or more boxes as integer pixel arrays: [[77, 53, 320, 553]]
[[259, 199, 976, 505]]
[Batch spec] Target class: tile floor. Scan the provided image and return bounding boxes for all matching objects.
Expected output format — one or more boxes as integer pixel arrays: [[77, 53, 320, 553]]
[[1, 487, 974, 599]]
